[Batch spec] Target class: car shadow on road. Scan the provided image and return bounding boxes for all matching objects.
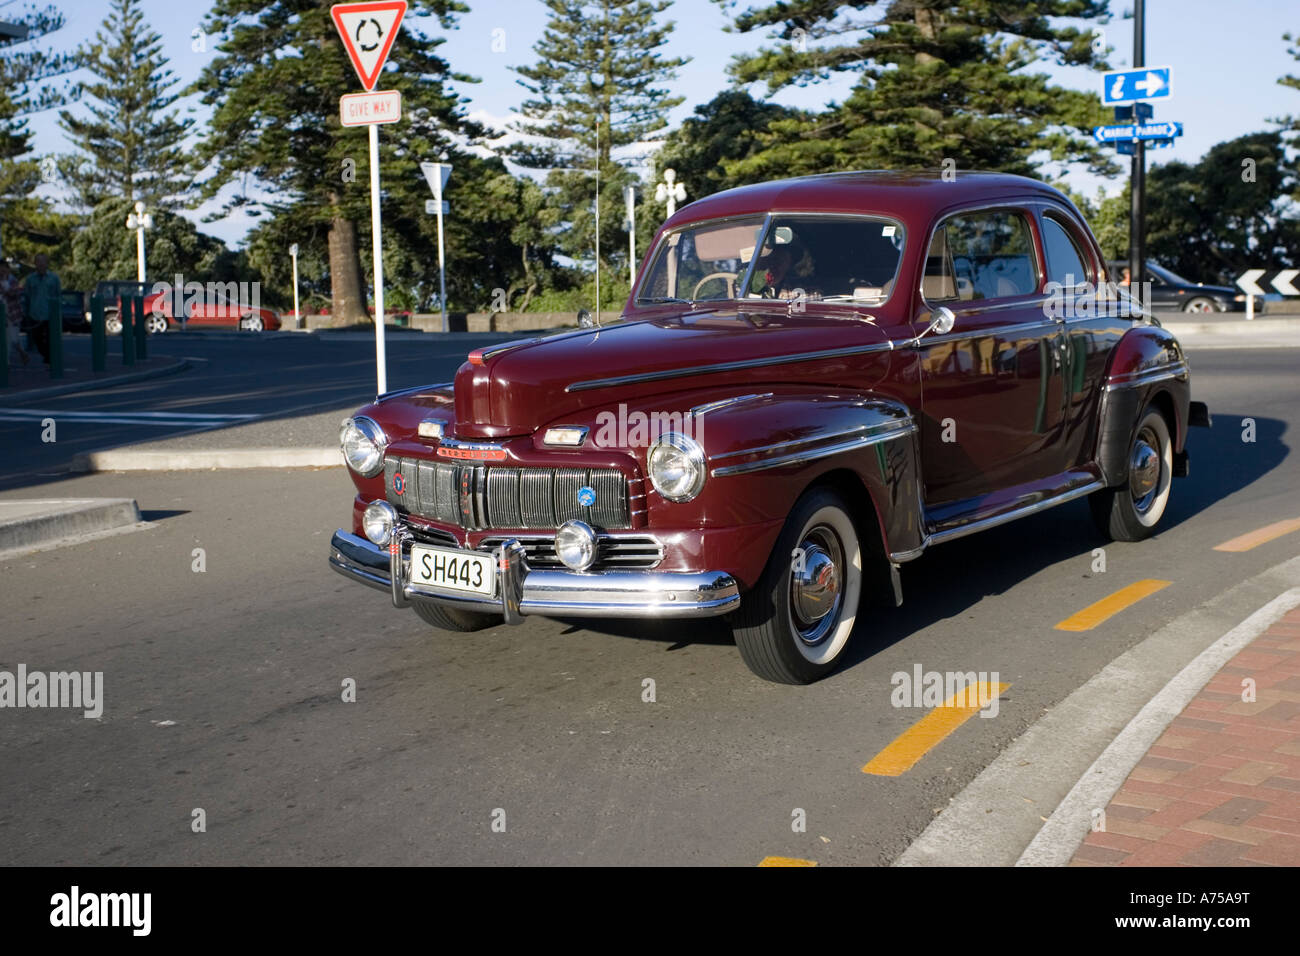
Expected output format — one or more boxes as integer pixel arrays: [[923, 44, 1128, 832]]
[[553, 412, 1288, 669]]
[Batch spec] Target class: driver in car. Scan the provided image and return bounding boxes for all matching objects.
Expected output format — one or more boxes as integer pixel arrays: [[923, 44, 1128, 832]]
[[753, 241, 819, 301]]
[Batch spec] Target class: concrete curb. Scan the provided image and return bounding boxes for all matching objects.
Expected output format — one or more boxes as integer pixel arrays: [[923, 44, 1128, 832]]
[[72, 447, 341, 472], [0, 358, 191, 403], [0, 497, 143, 559], [894, 551, 1300, 867], [1016, 585, 1300, 866]]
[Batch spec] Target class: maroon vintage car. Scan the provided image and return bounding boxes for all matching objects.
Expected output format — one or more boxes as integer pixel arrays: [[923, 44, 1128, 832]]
[[329, 171, 1209, 684]]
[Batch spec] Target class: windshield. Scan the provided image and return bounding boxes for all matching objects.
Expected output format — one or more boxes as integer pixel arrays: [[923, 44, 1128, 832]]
[[1146, 262, 1192, 285], [637, 214, 905, 306]]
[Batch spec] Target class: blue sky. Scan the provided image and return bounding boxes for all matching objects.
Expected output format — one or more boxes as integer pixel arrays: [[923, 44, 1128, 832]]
[[12, 0, 1300, 247]]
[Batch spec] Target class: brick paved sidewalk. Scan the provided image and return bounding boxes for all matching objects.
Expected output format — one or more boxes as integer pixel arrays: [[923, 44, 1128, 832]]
[[1072, 603, 1300, 866]]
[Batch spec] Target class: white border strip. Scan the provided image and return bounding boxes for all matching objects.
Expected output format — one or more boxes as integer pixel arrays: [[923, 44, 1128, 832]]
[[1016, 585, 1300, 866]]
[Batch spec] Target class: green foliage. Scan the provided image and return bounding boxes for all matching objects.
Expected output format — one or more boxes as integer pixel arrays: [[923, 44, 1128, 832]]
[[509, 0, 689, 274], [1144, 132, 1297, 283], [716, 0, 1120, 181], [62, 197, 240, 292], [57, 0, 195, 211], [0, 2, 74, 264]]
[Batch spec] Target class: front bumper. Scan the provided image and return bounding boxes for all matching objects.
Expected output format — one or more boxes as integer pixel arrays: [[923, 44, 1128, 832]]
[[328, 530, 741, 621]]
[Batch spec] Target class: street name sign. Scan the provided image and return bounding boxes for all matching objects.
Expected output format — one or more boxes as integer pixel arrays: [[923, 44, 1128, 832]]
[[1101, 66, 1173, 105], [1093, 121, 1182, 144], [339, 89, 402, 126]]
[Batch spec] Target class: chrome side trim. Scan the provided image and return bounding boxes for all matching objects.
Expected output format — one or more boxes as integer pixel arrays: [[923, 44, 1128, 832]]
[[927, 480, 1105, 548], [712, 420, 916, 476], [911, 318, 1059, 347], [689, 392, 774, 418], [567, 341, 895, 393], [1104, 362, 1189, 391]]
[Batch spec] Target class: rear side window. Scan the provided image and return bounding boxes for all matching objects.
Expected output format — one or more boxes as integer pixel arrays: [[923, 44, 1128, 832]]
[[923, 209, 1037, 302], [1042, 215, 1090, 289]]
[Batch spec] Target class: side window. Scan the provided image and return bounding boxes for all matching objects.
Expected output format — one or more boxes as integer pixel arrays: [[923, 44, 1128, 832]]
[[1042, 215, 1090, 289], [926, 209, 1037, 302]]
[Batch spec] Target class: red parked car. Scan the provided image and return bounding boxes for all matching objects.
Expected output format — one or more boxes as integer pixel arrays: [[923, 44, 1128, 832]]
[[140, 285, 281, 332], [329, 171, 1210, 684]]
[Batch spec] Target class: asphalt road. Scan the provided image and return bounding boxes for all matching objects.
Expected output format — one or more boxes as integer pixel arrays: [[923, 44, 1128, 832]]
[[0, 339, 1296, 865], [0, 331, 524, 489]]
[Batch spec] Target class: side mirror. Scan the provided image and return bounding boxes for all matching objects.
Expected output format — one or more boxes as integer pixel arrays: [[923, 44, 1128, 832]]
[[577, 308, 596, 329], [911, 306, 955, 346]]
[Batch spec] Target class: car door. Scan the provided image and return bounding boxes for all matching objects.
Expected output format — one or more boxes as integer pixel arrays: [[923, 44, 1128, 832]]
[[915, 205, 1066, 515], [1039, 206, 1128, 474]]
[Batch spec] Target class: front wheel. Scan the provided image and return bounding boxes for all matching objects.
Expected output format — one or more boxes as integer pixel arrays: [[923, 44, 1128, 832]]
[[411, 598, 499, 632], [240, 314, 265, 332], [731, 487, 863, 684], [1089, 407, 1173, 541], [105, 313, 122, 335], [1182, 297, 1216, 313], [146, 314, 168, 334]]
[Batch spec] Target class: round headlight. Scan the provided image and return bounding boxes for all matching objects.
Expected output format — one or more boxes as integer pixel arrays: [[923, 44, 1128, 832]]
[[362, 500, 398, 546], [555, 520, 597, 571], [340, 416, 387, 477], [647, 432, 706, 502]]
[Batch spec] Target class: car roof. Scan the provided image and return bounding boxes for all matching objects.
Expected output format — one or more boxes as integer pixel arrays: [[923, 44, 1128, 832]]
[[663, 170, 1074, 230]]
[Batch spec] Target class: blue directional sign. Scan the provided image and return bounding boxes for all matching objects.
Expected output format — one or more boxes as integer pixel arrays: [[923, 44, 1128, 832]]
[[1093, 121, 1183, 145], [1101, 66, 1173, 105]]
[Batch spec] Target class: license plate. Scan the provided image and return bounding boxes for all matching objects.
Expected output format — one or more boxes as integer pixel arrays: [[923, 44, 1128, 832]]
[[408, 545, 495, 596]]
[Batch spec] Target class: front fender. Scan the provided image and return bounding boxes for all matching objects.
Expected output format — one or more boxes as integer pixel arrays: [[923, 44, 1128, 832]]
[[1097, 325, 1191, 486]]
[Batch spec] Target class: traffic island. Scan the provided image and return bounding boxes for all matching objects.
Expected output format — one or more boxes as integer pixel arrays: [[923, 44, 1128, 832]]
[[0, 498, 145, 560]]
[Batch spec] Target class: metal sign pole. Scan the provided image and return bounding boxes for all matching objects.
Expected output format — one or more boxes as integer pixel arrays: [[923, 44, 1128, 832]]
[[290, 243, 300, 330], [1128, 0, 1146, 309], [369, 123, 387, 394], [435, 168, 447, 334]]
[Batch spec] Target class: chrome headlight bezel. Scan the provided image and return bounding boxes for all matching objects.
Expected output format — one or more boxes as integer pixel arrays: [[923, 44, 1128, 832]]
[[647, 431, 706, 503], [340, 415, 387, 477], [362, 499, 398, 547]]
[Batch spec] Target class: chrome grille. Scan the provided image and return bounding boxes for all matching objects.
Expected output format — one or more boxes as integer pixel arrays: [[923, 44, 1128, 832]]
[[385, 456, 631, 530], [478, 534, 662, 569]]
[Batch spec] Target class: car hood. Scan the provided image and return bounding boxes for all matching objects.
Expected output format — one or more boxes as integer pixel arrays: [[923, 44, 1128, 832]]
[[450, 308, 894, 439]]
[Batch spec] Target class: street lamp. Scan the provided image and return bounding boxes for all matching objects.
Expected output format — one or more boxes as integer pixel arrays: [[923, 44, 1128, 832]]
[[655, 168, 686, 219], [623, 184, 637, 290], [125, 201, 152, 283], [289, 243, 300, 330]]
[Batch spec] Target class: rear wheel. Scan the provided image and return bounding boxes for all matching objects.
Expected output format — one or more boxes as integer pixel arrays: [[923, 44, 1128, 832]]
[[1089, 407, 1173, 541], [105, 312, 122, 335], [146, 313, 168, 334], [731, 487, 863, 684], [240, 314, 265, 331], [411, 599, 499, 632], [1182, 297, 1216, 313]]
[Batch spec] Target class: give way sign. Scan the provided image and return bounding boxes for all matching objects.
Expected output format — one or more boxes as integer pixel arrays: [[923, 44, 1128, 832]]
[[331, 1, 407, 91]]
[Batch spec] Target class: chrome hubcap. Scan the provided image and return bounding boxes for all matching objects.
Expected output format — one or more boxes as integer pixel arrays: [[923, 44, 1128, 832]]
[[1129, 429, 1161, 512], [791, 526, 843, 646]]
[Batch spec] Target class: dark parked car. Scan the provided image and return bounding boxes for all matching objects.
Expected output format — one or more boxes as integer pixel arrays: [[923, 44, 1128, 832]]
[[93, 280, 151, 334], [330, 171, 1210, 684], [60, 291, 90, 333], [1105, 260, 1258, 313]]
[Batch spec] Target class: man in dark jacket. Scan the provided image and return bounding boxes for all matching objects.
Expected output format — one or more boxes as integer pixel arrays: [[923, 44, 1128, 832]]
[[22, 253, 61, 364]]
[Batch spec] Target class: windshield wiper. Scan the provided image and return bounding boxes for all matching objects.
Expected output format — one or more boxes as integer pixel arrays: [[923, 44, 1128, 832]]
[[636, 296, 692, 305]]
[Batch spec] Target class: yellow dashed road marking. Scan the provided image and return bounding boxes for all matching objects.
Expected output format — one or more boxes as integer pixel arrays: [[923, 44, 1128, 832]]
[[758, 856, 817, 867], [861, 682, 1010, 777], [1213, 518, 1300, 553], [1054, 579, 1171, 632]]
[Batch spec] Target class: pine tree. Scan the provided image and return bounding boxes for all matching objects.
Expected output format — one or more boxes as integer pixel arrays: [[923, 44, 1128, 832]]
[[0, 3, 75, 263], [57, 0, 194, 211], [717, 0, 1119, 182], [509, 0, 688, 280], [190, 0, 478, 323]]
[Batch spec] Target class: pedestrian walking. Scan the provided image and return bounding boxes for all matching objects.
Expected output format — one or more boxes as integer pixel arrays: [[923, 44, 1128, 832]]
[[22, 253, 61, 365], [0, 260, 27, 366]]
